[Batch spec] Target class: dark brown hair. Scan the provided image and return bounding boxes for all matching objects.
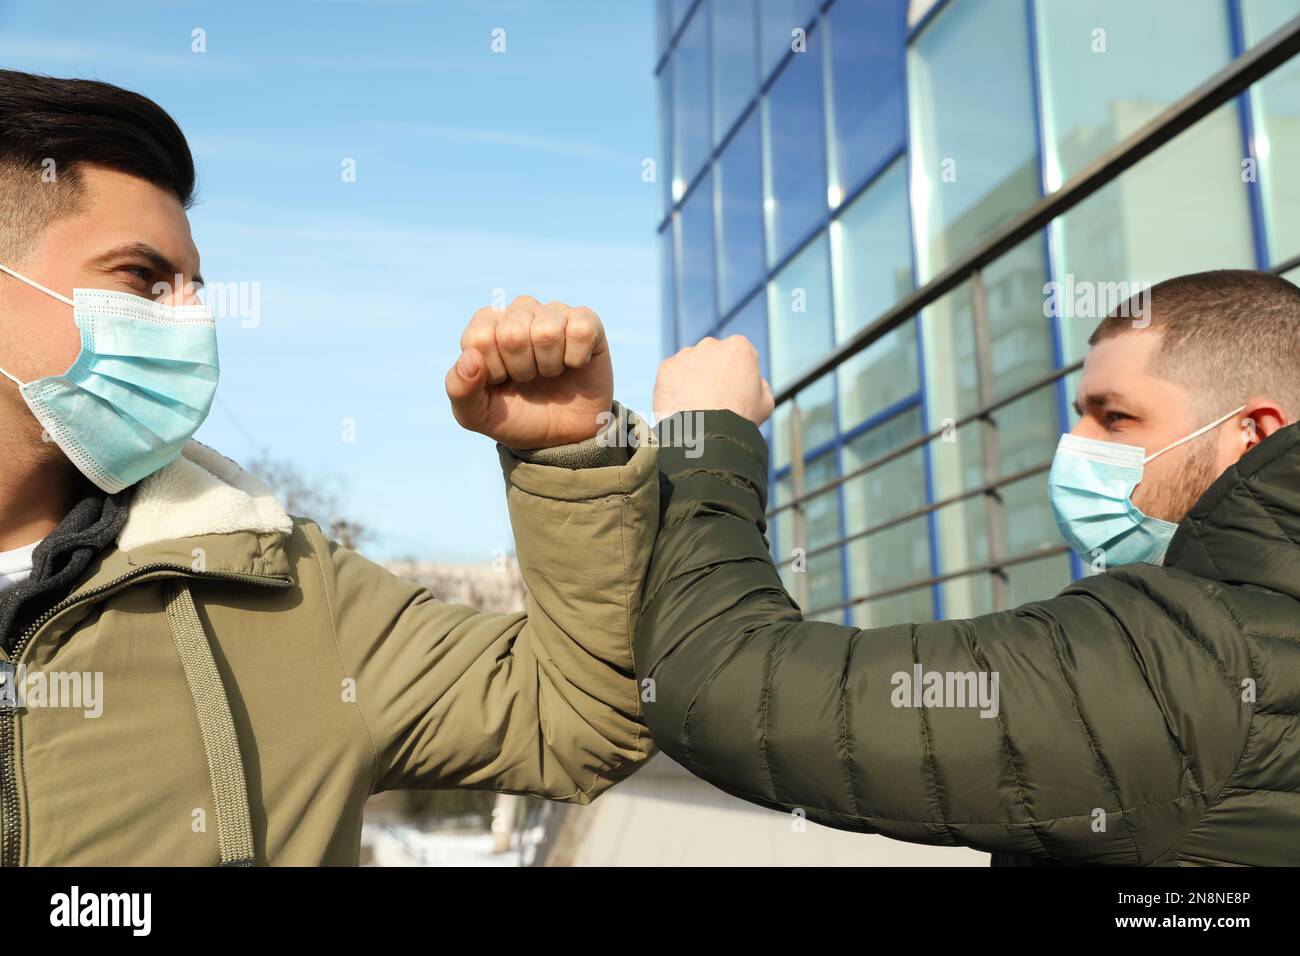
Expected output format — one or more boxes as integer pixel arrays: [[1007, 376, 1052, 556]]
[[0, 70, 195, 263]]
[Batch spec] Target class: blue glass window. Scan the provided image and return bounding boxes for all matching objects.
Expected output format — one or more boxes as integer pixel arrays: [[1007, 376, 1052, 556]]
[[758, 0, 822, 80], [672, 6, 711, 202], [825, 0, 907, 205], [715, 110, 766, 317], [829, 159, 918, 431], [671, 0, 694, 34], [775, 449, 846, 623], [773, 374, 836, 471], [908, 0, 1039, 281], [719, 291, 769, 380], [710, 0, 759, 144], [657, 68, 673, 218], [659, 225, 677, 358], [762, 25, 828, 265], [1036, 0, 1234, 189], [769, 234, 834, 470], [676, 170, 717, 345], [803, 449, 846, 620], [844, 406, 934, 628], [767, 232, 833, 393], [719, 292, 773, 447], [830, 159, 914, 343], [1037, 0, 1253, 361], [1244, 0, 1300, 265]]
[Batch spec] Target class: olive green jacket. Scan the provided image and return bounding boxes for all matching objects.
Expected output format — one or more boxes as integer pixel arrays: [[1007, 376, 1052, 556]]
[[636, 410, 1300, 866], [2, 419, 657, 865]]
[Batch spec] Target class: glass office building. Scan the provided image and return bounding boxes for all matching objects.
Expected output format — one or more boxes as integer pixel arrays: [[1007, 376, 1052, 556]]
[[655, 0, 1300, 627]]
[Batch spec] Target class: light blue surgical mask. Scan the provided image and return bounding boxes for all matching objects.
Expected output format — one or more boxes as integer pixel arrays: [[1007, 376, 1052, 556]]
[[1049, 405, 1246, 569], [0, 262, 219, 493]]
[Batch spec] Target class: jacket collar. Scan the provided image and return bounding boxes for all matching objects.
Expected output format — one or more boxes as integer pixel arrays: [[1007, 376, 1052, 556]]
[[118, 440, 292, 552], [1165, 421, 1300, 599], [78, 440, 295, 588]]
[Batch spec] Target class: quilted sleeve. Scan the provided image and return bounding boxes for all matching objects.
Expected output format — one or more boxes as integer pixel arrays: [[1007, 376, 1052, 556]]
[[634, 410, 1254, 863]]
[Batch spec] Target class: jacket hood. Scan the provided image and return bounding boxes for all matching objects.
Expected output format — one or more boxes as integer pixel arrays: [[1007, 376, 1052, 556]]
[[1165, 420, 1300, 599]]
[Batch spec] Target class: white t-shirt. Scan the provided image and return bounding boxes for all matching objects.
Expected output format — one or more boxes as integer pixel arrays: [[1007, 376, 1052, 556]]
[[0, 541, 39, 595]]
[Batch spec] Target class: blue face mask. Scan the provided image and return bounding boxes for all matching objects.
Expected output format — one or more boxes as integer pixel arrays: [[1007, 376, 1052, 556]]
[[0, 262, 219, 493], [1048, 405, 1246, 569]]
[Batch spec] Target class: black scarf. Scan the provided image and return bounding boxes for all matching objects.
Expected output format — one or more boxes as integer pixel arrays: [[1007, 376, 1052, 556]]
[[0, 479, 134, 653]]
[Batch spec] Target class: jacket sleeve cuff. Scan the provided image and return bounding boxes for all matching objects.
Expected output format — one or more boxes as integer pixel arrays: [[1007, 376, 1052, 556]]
[[654, 409, 771, 525], [503, 401, 634, 469], [498, 403, 657, 500]]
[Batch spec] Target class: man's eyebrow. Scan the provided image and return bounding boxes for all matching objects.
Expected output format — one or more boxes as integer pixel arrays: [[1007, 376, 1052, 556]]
[[1073, 389, 1125, 416], [91, 242, 204, 288]]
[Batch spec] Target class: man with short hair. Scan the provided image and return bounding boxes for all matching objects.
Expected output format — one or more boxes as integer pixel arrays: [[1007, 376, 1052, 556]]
[[0, 69, 657, 865], [639, 269, 1300, 866]]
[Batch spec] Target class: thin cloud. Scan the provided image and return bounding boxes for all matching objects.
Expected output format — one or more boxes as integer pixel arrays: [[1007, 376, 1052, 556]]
[[255, 51, 538, 76], [369, 120, 629, 164], [0, 35, 247, 74]]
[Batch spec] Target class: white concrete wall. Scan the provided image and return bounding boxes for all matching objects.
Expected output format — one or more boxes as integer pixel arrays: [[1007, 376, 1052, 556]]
[[564, 754, 987, 867]]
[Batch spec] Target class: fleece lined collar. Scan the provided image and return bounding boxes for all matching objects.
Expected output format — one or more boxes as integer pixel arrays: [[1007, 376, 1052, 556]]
[[117, 440, 293, 553], [55, 439, 302, 591]]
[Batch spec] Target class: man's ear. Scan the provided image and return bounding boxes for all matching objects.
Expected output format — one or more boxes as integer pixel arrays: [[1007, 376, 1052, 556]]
[[1241, 400, 1288, 453]]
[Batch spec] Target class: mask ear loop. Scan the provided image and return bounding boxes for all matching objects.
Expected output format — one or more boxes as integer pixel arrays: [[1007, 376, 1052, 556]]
[[0, 261, 76, 388], [1142, 405, 1249, 464], [0, 262, 75, 306]]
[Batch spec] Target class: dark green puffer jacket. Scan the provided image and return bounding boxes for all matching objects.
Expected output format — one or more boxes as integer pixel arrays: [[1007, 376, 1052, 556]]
[[635, 411, 1300, 866]]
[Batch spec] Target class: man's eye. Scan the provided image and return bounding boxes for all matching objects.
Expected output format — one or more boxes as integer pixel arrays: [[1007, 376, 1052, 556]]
[[1104, 411, 1133, 426]]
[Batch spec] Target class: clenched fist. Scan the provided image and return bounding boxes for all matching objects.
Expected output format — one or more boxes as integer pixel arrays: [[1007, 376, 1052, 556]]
[[653, 335, 774, 425], [446, 296, 614, 448]]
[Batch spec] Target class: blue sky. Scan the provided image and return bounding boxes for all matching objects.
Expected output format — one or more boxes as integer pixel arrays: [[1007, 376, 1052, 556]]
[[0, 0, 661, 561]]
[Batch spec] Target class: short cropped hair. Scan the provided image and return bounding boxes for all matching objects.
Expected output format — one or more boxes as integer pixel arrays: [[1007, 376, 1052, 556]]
[[0, 70, 195, 265], [1089, 269, 1300, 422]]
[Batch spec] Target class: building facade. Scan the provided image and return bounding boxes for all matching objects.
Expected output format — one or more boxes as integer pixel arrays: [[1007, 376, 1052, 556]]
[[656, 0, 1300, 627], [526, 0, 1300, 867]]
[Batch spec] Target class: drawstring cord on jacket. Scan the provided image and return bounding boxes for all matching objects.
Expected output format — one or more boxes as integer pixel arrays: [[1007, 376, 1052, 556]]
[[162, 581, 255, 866]]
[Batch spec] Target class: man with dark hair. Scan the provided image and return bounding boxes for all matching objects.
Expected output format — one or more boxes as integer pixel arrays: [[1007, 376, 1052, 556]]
[[639, 269, 1300, 866], [0, 69, 658, 865]]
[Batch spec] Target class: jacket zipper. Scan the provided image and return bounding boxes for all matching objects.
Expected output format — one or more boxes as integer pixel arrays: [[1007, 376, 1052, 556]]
[[0, 563, 292, 867]]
